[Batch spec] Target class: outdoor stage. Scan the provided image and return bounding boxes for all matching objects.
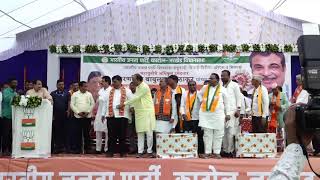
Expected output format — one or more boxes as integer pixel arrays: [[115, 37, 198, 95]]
[[0, 155, 319, 180]]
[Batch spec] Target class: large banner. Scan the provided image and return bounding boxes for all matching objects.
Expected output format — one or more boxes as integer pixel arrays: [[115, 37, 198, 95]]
[[0, 158, 317, 180], [81, 53, 292, 98]]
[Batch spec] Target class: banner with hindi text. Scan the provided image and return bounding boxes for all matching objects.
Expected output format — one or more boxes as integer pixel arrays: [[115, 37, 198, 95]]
[[81, 54, 292, 97]]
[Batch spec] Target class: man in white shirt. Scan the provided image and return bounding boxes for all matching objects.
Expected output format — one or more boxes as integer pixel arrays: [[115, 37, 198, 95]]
[[94, 76, 112, 154], [168, 75, 186, 133], [291, 74, 309, 105], [199, 73, 230, 159], [251, 75, 269, 133], [240, 90, 251, 117], [70, 81, 95, 154], [180, 80, 204, 154], [101, 75, 133, 157], [221, 70, 242, 157]]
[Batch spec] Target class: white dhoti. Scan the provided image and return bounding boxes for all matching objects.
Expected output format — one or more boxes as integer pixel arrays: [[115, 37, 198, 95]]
[[223, 114, 239, 153], [203, 127, 224, 154], [137, 131, 153, 154], [155, 120, 172, 134]]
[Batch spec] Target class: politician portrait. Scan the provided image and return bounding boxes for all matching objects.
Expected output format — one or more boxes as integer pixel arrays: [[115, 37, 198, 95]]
[[249, 52, 286, 92]]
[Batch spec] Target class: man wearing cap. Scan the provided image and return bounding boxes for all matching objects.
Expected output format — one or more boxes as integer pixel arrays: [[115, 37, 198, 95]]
[[290, 74, 309, 105], [268, 84, 289, 133], [251, 75, 269, 133]]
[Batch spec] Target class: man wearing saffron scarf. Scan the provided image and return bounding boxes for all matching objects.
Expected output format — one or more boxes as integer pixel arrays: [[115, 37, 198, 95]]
[[101, 75, 133, 157], [251, 75, 269, 133], [154, 78, 174, 133], [291, 74, 309, 105], [180, 80, 204, 154], [221, 70, 242, 158], [168, 75, 186, 133], [268, 84, 289, 133], [199, 73, 230, 159], [119, 74, 156, 158]]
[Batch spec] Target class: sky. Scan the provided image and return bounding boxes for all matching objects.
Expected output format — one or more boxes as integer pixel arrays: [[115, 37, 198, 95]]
[[0, 0, 320, 52]]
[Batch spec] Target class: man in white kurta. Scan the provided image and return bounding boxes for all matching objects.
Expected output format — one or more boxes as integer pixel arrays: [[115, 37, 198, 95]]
[[168, 75, 186, 133], [251, 75, 269, 133], [221, 70, 242, 157], [101, 75, 133, 157], [198, 73, 230, 159], [94, 76, 112, 154], [291, 74, 309, 105]]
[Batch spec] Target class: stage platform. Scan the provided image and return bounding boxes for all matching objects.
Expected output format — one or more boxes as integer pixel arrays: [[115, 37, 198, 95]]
[[0, 155, 319, 180]]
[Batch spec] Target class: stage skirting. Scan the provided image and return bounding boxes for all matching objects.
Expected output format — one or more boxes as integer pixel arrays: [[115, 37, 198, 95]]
[[0, 157, 319, 180]]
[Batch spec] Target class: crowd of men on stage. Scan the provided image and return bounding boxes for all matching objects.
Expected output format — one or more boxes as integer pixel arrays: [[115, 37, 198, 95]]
[[0, 71, 317, 158]]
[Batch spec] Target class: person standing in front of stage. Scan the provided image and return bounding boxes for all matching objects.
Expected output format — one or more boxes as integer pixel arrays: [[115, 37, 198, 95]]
[[154, 78, 174, 134], [119, 74, 156, 158], [51, 79, 70, 154], [101, 75, 133, 157], [167, 75, 186, 133], [94, 76, 112, 154], [221, 70, 242, 158], [199, 73, 230, 159], [70, 81, 95, 154], [251, 75, 269, 133], [180, 80, 204, 154]]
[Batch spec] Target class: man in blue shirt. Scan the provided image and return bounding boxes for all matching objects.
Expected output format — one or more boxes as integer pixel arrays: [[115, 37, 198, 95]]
[[1, 78, 18, 156], [51, 79, 70, 154]]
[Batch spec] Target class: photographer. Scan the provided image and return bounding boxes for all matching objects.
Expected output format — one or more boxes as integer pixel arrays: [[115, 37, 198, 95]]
[[270, 104, 314, 179]]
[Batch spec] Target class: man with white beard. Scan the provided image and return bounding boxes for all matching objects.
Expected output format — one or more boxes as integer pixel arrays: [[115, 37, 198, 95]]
[[220, 70, 242, 158], [94, 76, 112, 154], [199, 73, 230, 159]]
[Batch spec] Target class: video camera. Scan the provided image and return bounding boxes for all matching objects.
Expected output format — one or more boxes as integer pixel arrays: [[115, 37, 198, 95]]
[[296, 35, 320, 132]]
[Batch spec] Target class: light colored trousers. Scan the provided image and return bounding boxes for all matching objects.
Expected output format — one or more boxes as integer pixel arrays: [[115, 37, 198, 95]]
[[137, 131, 153, 154], [203, 127, 224, 154], [96, 130, 108, 152], [223, 116, 240, 153], [223, 127, 235, 153]]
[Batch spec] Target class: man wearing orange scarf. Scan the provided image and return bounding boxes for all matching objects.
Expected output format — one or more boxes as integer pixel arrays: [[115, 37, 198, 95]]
[[290, 74, 309, 105], [268, 84, 289, 133], [181, 80, 203, 154], [199, 73, 230, 159], [251, 75, 269, 133], [101, 75, 133, 157], [154, 78, 174, 133], [168, 75, 186, 133]]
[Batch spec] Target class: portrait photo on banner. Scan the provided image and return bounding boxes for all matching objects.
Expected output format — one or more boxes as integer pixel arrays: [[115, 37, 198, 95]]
[[80, 54, 292, 98]]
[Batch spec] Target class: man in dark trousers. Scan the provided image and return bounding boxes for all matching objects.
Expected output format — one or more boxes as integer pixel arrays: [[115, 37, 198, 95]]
[[167, 75, 185, 133], [51, 79, 70, 154], [70, 81, 95, 154], [1, 78, 18, 156]]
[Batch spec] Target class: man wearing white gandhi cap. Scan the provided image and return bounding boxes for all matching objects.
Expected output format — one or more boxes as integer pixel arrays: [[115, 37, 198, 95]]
[[251, 75, 269, 133], [291, 74, 309, 105]]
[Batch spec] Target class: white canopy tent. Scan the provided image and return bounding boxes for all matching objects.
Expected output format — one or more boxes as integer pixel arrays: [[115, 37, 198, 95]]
[[0, 0, 317, 61]]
